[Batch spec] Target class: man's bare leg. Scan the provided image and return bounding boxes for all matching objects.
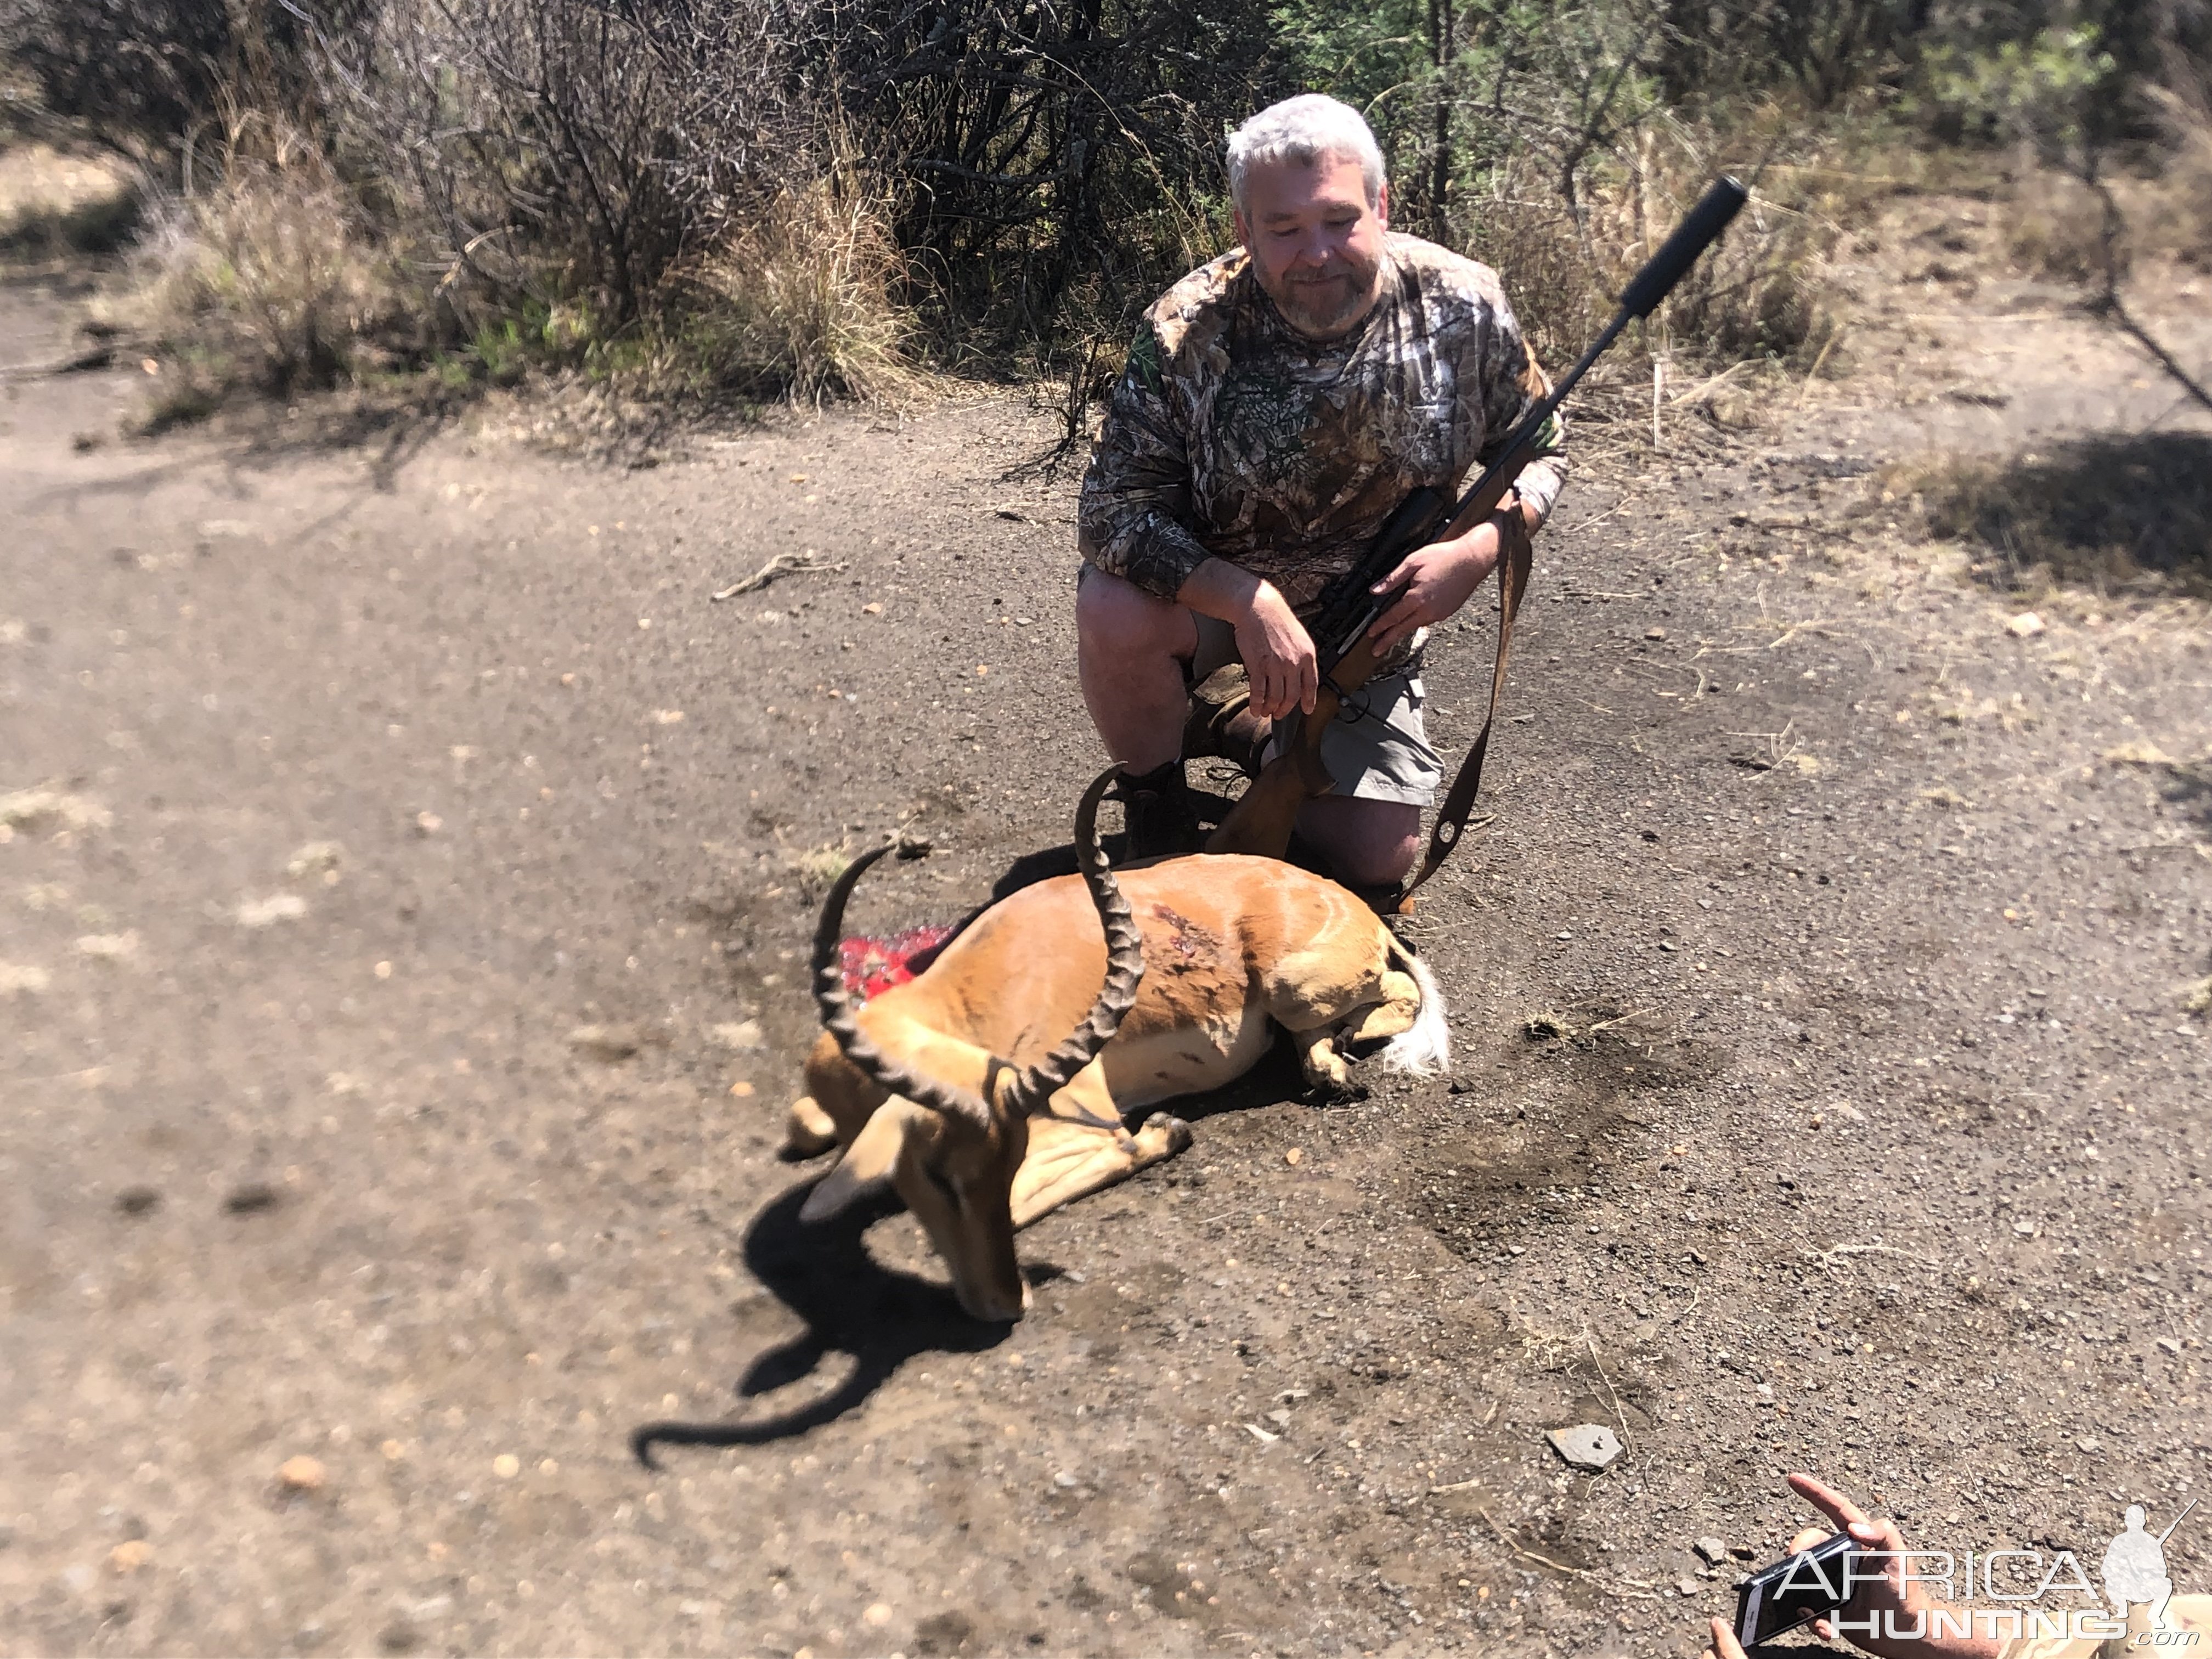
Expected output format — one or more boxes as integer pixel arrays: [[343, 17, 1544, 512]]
[[1079, 569, 1420, 883], [1297, 796, 1421, 890], [1076, 569, 1198, 772]]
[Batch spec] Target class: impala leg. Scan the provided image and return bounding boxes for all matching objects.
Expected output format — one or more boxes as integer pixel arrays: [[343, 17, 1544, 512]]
[[1011, 1113, 1192, 1229], [782, 1095, 840, 1159], [1293, 1026, 1356, 1097], [1342, 968, 1423, 1045]]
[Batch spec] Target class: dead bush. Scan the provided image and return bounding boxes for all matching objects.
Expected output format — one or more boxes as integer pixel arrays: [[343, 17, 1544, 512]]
[[119, 153, 416, 407], [1464, 119, 1847, 374]]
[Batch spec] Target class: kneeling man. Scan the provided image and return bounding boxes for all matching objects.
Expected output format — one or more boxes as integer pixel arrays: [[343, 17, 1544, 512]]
[[1077, 93, 1567, 889]]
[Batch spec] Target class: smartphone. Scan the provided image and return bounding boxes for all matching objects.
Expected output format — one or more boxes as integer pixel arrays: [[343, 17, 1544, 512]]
[[1733, 1531, 1859, 1647]]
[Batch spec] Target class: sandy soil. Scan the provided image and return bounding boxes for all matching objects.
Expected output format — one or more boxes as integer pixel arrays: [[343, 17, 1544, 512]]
[[2, 199, 2208, 1659]]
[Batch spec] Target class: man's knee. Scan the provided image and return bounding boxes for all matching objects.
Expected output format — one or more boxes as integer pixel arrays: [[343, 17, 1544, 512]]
[[1336, 826, 1420, 889], [1299, 798, 1421, 889], [1077, 567, 1195, 658]]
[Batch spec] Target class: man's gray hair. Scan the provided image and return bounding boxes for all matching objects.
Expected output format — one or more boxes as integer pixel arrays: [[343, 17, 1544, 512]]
[[1226, 94, 1386, 213]]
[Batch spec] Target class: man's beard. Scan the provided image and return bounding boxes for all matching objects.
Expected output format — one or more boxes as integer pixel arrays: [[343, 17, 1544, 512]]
[[1270, 252, 1383, 338]]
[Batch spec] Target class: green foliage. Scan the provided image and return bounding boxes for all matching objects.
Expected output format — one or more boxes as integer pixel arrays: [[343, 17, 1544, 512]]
[[1917, 25, 2120, 155], [8, 0, 2205, 408]]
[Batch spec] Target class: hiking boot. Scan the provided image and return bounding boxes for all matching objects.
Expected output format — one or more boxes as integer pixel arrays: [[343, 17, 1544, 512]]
[[1182, 664, 1274, 778], [1116, 760, 1201, 859]]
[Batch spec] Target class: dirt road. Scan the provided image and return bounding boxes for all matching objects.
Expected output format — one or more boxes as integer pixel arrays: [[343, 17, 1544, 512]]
[[3, 221, 2208, 1658]]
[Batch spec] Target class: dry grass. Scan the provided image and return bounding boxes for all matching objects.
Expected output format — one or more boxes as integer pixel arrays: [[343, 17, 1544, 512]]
[[678, 167, 917, 407], [2001, 100, 2212, 282], [1895, 432, 2212, 600], [1461, 115, 1852, 374], [111, 148, 420, 420]]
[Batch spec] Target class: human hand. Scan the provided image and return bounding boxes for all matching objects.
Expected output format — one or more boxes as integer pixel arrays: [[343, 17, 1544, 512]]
[[1779, 1472, 1999, 1659], [1365, 521, 1501, 655], [1233, 580, 1319, 721]]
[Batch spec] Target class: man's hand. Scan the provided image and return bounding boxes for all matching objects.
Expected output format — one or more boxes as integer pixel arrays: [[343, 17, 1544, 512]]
[[1234, 581, 1319, 721], [1724, 1474, 2000, 1659], [1365, 519, 1502, 655], [1176, 558, 1318, 723]]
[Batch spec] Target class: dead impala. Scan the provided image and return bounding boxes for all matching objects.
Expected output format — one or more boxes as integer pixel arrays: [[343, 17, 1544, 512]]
[[784, 766, 1449, 1321]]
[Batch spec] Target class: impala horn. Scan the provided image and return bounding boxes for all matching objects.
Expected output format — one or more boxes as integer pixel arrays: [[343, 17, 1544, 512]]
[[812, 839, 995, 1130], [995, 765, 1147, 1116]]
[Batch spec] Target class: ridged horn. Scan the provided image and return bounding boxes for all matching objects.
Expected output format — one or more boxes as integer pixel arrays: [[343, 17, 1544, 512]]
[[811, 840, 994, 1128], [997, 765, 1147, 1114]]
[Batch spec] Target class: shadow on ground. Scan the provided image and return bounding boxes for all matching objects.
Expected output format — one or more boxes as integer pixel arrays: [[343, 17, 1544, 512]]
[[629, 1180, 1009, 1466], [0, 190, 141, 262], [1922, 430, 2212, 597]]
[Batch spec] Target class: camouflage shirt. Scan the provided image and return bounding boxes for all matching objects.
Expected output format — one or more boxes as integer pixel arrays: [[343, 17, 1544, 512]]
[[1078, 232, 1567, 616]]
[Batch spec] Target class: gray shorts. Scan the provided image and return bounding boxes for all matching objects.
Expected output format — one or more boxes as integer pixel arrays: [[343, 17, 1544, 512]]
[[1189, 614, 1442, 807]]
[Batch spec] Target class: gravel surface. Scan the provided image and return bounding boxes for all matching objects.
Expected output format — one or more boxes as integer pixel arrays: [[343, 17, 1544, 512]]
[[2, 215, 2208, 1657]]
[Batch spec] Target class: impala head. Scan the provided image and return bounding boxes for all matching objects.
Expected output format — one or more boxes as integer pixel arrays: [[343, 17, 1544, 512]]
[[798, 767, 1145, 1322]]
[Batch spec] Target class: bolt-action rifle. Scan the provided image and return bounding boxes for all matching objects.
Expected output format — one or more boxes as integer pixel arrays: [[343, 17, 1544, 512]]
[[1204, 176, 1750, 908]]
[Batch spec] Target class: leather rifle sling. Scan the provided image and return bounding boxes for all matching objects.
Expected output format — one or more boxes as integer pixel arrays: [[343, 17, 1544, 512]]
[[1395, 511, 1533, 907]]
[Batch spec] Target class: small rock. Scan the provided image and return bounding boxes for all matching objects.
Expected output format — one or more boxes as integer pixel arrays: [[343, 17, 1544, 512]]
[[1677, 1578, 1702, 1598], [1695, 1537, 1731, 1566], [1267, 1409, 1293, 1428], [115, 1186, 161, 1217], [492, 1454, 520, 1479], [2013, 1220, 2038, 1238], [895, 828, 933, 860], [225, 1182, 279, 1216], [862, 1602, 894, 1627], [861, 602, 883, 615], [2006, 611, 2046, 638], [109, 1540, 153, 1574], [1645, 627, 1667, 640], [413, 812, 442, 836], [2078, 1437, 2103, 1453], [1284, 1147, 1303, 1166], [1053, 1471, 1079, 1488], [2155, 1337, 2182, 1356], [1545, 1423, 1622, 1471], [276, 1455, 326, 1493]]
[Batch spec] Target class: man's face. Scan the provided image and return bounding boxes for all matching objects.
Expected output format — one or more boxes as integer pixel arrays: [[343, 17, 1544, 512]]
[[1233, 151, 1389, 340]]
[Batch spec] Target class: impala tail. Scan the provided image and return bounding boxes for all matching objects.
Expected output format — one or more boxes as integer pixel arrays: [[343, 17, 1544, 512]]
[[1379, 939, 1450, 1077]]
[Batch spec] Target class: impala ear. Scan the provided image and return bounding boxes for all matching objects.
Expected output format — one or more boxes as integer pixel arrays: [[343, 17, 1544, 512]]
[[800, 1098, 921, 1223]]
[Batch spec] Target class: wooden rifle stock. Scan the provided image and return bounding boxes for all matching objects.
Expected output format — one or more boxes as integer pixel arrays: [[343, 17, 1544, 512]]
[[1202, 176, 1750, 897], [1203, 631, 1387, 857]]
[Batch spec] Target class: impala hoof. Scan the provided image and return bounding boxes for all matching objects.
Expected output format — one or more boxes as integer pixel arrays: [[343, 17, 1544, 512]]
[[1143, 1111, 1193, 1154]]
